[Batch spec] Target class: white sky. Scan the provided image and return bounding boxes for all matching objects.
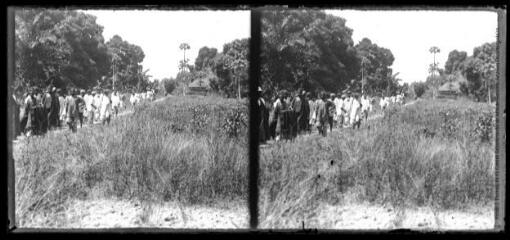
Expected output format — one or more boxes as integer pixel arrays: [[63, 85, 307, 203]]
[[82, 10, 250, 81], [326, 10, 498, 83], [81, 10, 497, 84]]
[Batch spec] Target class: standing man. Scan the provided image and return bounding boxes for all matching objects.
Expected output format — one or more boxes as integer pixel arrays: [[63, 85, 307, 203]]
[[257, 87, 268, 143], [315, 92, 328, 137], [58, 89, 66, 128], [48, 87, 60, 130], [85, 90, 96, 125], [361, 94, 370, 122], [350, 93, 362, 130], [326, 93, 336, 132], [111, 91, 120, 118], [301, 91, 310, 135], [308, 92, 316, 134], [292, 91, 303, 135], [100, 90, 112, 125], [65, 89, 78, 133], [94, 89, 102, 123], [41, 86, 53, 133], [23, 88, 37, 137], [76, 90, 86, 128], [274, 90, 288, 141]]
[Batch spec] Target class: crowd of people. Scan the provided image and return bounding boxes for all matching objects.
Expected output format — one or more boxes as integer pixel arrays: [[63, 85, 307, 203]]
[[257, 88, 405, 143], [11, 86, 156, 139]]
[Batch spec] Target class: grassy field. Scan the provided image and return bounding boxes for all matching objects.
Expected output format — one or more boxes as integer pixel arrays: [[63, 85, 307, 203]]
[[259, 98, 496, 228], [14, 95, 248, 227]]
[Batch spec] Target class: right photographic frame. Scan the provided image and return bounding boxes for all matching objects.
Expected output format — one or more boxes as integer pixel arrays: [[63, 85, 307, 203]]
[[256, 7, 504, 231]]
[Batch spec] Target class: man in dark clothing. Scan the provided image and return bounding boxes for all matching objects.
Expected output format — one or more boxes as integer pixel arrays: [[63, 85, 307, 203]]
[[42, 86, 53, 133], [301, 91, 310, 135], [24, 88, 37, 137], [257, 87, 269, 143], [65, 89, 78, 133], [48, 87, 60, 130], [315, 92, 328, 137], [292, 91, 303, 135], [76, 89, 86, 128], [34, 88, 45, 135], [326, 93, 336, 132]]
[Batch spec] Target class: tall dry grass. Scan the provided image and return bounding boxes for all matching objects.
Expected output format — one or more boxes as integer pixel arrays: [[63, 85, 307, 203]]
[[15, 96, 248, 227], [259, 99, 496, 228]]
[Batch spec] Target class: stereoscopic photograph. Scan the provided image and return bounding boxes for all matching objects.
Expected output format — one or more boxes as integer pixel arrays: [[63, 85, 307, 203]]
[[257, 9, 499, 230], [9, 8, 250, 228]]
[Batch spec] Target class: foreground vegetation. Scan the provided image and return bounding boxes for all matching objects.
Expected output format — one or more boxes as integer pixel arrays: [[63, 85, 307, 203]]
[[259, 99, 496, 227], [15, 96, 248, 227]]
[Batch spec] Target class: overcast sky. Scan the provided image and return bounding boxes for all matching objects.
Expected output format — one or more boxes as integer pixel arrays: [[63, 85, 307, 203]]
[[83, 9, 497, 84], [82, 10, 250, 81], [326, 10, 498, 83]]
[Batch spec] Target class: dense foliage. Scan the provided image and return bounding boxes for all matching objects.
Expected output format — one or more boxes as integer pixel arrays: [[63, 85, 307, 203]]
[[14, 9, 149, 92], [260, 10, 402, 96]]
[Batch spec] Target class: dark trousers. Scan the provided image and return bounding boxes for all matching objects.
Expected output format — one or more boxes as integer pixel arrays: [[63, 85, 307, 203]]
[[328, 116, 334, 132], [352, 120, 361, 129], [78, 112, 84, 128]]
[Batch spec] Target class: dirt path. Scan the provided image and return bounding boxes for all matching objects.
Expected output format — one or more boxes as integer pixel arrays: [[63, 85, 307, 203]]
[[314, 203, 494, 230], [28, 198, 248, 229]]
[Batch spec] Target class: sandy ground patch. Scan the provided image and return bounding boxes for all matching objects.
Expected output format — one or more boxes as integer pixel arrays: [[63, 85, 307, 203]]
[[27, 198, 248, 229], [260, 202, 494, 230]]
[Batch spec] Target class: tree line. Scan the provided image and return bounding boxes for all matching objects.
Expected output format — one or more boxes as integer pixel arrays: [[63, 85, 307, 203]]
[[159, 38, 249, 98], [413, 42, 496, 102], [15, 9, 151, 93], [260, 10, 404, 97]]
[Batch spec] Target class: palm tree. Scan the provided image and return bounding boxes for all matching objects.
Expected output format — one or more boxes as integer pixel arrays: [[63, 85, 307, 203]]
[[179, 43, 191, 67], [429, 46, 440, 77], [179, 43, 190, 96]]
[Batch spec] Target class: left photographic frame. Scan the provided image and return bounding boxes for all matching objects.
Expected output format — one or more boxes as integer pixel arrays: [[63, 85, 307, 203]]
[[7, 7, 251, 229]]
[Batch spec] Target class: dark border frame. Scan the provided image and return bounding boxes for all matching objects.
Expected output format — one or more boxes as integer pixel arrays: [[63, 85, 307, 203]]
[[4, 4, 508, 236]]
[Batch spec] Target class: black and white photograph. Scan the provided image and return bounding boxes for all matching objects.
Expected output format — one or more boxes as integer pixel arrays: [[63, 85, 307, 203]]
[[257, 9, 499, 230], [9, 8, 250, 228]]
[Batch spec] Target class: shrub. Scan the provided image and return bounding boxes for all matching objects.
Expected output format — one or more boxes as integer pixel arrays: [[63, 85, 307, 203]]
[[413, 82, 428, 98], [163, 78, 177, 94]]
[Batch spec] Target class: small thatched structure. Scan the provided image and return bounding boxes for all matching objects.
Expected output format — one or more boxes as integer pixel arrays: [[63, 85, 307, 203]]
[[188, 76, 212, 96], [437, 74, 465, 99]]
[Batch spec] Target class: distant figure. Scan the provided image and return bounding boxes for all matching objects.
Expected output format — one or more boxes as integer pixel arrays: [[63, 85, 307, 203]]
[[65, 89, 78, 133], [343, 93, 353, 127], [41, 86, 52, 133], [274, 90, 288, 141], [76, 89, 86, 128], [361, 94, 370, 122], [350, 93, 362, 129], [257, 87, 268, 143], [23, 88, 37, 137], [315, 92, 328, 137], [326, 93, 336, 132], [292, 91, 303, 135], [48, 87, 60, 130], [301, 91, 310, 135], [334, 93, 344, 128], [100, 90, 112, 125], [58, 89, 66, 128], [94, 90, 102, 123], [84, 90, 94, 125], [111, 91, 120, 117], [308, 92, 317, 133]]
